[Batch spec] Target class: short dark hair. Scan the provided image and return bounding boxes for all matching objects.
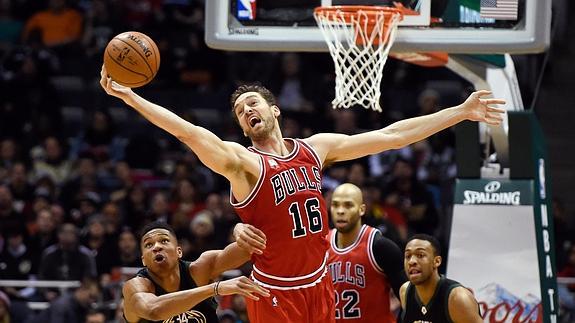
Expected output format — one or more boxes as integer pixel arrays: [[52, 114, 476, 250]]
[[138, 221, 177, 242], [230, 83, 277, 113], [407, 234, 441, 257]]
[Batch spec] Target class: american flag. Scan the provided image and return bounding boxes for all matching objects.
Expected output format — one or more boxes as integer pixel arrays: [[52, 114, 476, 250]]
[[480, 0, 519, 20]]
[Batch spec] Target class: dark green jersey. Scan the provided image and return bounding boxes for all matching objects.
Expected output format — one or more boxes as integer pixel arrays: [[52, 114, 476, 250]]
[[401, 276, 462, 323], [127, 259, 219, 323]]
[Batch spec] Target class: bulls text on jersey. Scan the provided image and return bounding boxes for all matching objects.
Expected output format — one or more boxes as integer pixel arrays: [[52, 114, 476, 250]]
[[270, 166, 321, 205], [328, 261, 366, 288]]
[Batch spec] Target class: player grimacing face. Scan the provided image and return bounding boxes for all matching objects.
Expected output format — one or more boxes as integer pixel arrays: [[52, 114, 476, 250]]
[[140, 229, 182, 271], [404, 239, 441, 285], [233, 92, 280, 141]]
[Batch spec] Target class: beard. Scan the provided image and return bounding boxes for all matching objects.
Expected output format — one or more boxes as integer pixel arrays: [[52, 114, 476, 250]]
[[247, 117, 275, 141]]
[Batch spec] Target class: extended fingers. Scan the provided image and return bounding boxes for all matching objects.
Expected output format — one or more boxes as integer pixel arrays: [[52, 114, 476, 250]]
[[486, 106, 506, 113]]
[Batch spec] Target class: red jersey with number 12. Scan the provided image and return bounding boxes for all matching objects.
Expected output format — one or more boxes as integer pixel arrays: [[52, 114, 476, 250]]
[[328, 225, 395, 322], [231, 138, 330, 289]]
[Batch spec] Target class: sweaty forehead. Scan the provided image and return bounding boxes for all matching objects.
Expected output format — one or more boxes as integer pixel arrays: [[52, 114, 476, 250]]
[[234, 92, 262, 107]]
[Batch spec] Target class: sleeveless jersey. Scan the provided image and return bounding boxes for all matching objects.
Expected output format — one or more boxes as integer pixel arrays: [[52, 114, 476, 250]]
[[130, 259, 218, 323], [231, 138, 330, 289], [328, 225, 395, 322], [401, 276, 462, 323]]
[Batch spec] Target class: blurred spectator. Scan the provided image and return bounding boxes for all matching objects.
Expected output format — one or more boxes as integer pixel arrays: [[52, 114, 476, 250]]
[[100, 202, 122, 236], [270, 53, 315, 113], [120, 184, 148, 230], [108, 161, 134, 202], [381, 157, 439, 235], [60, 156, 104, 211], [70, 191, 101, 227], [558, 245, 575, 321], [113, 228, 140, 268], [169, 179, 205, 231], [81, 0, 119, 78], [185, 210, 218, 258], [31, 136, 72, 186], [120, 0, 163, 31], [0, 223, 38, 301], [27, 278, 101, 323], [84, 308, 106, 323], [81, 216, 117, 276], [0, 139, 24, 182], [218, 309, 239, 323], [38, 223, 97, 300], [28, 208, 58, 258], [0, 184, 24, 236], [21, 0, 83, 54], [6, 162, 34, 213], [147, 191, 171, 224], [71, 110, 126, 163]]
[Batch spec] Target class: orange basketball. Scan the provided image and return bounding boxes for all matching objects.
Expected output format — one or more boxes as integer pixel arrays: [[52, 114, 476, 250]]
[[103, 31, 160, 88]]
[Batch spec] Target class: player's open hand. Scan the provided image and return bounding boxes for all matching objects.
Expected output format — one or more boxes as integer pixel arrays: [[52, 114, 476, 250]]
[[100, 65, 133, 99], [461, 90, 506, 126], [217, 276, 270, 301], [233, 223, 266, 255]]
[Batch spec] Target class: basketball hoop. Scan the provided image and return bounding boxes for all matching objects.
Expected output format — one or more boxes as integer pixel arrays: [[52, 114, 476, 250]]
[[314, 6, 403, 112]]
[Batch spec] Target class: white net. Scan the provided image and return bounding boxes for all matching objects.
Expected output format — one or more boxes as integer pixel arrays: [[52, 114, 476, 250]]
[[314, 7, 402, 112]]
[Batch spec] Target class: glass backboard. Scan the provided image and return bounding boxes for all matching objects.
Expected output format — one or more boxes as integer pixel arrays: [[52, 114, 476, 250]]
[[205, 0, 551, 54]]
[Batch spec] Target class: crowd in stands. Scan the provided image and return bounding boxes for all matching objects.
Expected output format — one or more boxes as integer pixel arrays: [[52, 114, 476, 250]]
[[1, 0, 574, 322]]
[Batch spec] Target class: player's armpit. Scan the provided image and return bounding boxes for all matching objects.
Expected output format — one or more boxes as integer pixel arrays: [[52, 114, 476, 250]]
[[448, 286, 483, 323], [399, 282, 409, 311]]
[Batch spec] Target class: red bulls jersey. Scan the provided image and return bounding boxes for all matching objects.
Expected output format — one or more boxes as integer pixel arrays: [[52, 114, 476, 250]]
[[328, 225, 395, 322], [231, 138, 330, 289]]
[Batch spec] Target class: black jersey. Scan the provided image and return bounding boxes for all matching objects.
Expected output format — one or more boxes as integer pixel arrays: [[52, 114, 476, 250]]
[[129, 259, 219, 323], [401, 276, 462, 323]]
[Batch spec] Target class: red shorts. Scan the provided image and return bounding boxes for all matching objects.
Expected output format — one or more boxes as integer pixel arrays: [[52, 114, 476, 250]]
[[246, 276, 335, 323]]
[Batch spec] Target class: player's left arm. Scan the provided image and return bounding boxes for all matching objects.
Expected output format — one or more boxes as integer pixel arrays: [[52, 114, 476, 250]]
[[371, 232, 407, 298], [305, 91, 505, 164], [189, 243, 251, 285], [448, 286, 483, 323]]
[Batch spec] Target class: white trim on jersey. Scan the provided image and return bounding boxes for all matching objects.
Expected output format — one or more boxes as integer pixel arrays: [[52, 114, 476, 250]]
[[229, 155, 265, 208], [330, 225, 368, 254], [297, 138, 323, 170], [251, 265, 329, 291], [249, 138, 300, 161], [252, 252, 329, 281], [367, 229, 386, 275]]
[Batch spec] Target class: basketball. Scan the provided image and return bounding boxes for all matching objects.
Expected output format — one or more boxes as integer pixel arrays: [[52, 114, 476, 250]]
[[103, 31, 160, 88]]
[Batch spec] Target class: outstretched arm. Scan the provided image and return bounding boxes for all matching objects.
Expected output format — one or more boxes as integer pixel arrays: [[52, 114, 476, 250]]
[[190, 238, 264, 284], [448, 286, 483, 323], [306, 91, 505, 165], [123, 276, 268, 322], [99, 66, 257, 178]]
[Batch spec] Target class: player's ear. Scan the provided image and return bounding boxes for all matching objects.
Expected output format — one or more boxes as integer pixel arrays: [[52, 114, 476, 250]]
[[359, 203, 366, 217], [271, 105, 280, 117], [434, 255, 442, 269], [141, 256, 146, 267], [177, 246, 183, 259]]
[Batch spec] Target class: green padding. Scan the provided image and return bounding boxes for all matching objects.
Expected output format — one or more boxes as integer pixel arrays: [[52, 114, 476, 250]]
[[459, 0, 480, 11], [467, 54, 507, 68]]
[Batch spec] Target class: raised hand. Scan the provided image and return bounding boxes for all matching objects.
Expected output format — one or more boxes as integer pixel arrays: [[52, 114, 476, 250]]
[[233, 223, 267, 255], [216, 276, 270, 300], [100, 64, 133, 99], [461, 90, 506, 125]]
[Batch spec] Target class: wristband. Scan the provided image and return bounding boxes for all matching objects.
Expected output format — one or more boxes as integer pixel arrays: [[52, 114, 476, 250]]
[[214, 281, 220, 297]]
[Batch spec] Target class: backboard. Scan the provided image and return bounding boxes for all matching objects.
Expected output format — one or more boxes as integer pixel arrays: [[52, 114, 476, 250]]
[[205, 0, 551, 54]]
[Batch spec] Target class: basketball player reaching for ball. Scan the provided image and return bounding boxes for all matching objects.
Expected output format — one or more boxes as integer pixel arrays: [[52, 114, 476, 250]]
[[122, 222, 269, 323], [328, 183, 406, 322], [400, 235, 482, 323], [100, 65, 505, 323]]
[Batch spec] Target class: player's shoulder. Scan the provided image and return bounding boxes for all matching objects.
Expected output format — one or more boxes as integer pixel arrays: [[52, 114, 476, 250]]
[[123, 275, 155, 295], [448, 284, 477, 306]]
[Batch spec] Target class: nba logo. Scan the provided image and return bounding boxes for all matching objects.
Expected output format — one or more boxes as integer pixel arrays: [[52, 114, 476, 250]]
[[237, 0, 256, 20]]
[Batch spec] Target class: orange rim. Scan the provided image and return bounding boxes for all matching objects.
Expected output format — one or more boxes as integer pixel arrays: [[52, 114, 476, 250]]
[[314, 6, 404, 24]]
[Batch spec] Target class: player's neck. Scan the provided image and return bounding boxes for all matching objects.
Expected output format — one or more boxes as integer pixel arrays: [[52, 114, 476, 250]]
[[252, 130, 291, 156], [337, 223, 362, 248], [415, 272, 441, 304], [148, 264, 182, 292]]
